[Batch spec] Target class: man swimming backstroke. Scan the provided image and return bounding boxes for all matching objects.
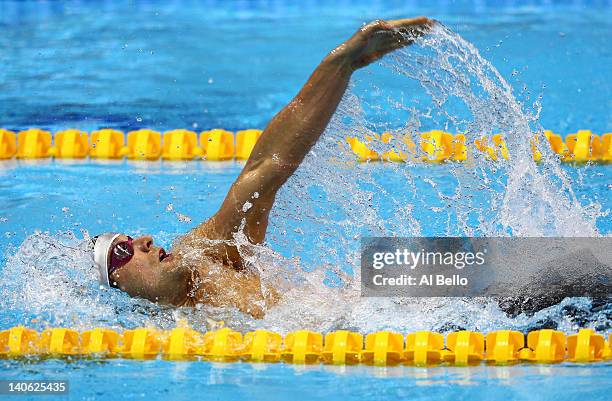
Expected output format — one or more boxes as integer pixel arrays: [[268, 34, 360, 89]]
[[92, 17, 434, 318]]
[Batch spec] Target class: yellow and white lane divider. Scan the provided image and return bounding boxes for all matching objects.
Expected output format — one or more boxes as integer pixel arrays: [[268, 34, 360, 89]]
[[1, 326, 610, 365], [0, 128, 610, 163]]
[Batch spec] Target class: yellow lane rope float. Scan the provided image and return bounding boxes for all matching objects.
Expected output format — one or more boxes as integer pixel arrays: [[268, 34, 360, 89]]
[[0, 128, 610, 163], [1, 327, 610, 366]]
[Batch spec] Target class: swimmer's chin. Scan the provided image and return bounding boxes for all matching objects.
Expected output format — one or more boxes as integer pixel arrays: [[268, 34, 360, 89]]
[[159, 248, 173, 263]]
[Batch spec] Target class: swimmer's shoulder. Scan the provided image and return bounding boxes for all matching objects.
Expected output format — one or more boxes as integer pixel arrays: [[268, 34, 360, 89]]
[[174, 218, 245, 269]]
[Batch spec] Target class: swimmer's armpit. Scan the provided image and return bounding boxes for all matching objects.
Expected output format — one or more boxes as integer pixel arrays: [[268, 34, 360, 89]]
[[190, 18, 433, 259]]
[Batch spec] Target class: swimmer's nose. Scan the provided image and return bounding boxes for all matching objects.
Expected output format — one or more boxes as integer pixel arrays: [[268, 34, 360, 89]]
[[133, 235, 154, 253]]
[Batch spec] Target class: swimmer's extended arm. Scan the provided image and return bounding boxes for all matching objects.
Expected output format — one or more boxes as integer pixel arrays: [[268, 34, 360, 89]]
[[192, 18, 431, 262]]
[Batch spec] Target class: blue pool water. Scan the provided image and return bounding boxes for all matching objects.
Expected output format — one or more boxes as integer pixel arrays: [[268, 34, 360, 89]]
[[0, 0, 611, 400], [0, 359, 611, 401]]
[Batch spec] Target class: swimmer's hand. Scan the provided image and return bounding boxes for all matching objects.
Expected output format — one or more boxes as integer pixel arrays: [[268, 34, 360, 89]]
[[336, 17, 434, 70]]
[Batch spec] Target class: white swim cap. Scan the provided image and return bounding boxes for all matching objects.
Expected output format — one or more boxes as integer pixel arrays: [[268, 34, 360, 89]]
[[93, 232, 121, 287]]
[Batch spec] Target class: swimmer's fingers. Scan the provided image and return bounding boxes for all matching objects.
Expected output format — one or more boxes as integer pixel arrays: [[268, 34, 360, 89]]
[[388, 17, 434, 30], [369, 17, 433, 50], [342, 17, 433, 70], [386, 17, 435, 45]]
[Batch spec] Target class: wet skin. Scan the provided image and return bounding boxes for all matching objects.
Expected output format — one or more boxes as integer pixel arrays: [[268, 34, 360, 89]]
[[107, 235, 190, 306], [107, 18, 434, 318]]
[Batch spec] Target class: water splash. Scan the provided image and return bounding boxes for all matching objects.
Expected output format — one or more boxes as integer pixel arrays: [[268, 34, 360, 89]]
[[261, 24, 606, 332], [0, 231, 184, 330], [0, 25, 607, 334]]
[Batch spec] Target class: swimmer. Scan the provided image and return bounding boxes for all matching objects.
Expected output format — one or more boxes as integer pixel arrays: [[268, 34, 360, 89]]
[[91, 18, 433, 318]]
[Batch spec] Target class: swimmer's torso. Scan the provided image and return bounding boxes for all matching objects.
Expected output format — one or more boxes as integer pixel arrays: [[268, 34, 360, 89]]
[[173, 233, 279, 318], [185, 258, 278, 318]]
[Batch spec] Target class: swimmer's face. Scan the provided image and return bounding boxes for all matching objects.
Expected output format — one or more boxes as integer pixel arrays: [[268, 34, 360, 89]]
[[108, 235, 191, 305]]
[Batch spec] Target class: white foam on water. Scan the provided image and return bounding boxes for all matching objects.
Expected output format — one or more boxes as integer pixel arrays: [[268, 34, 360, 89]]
[[0, 25, 607, 334]]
